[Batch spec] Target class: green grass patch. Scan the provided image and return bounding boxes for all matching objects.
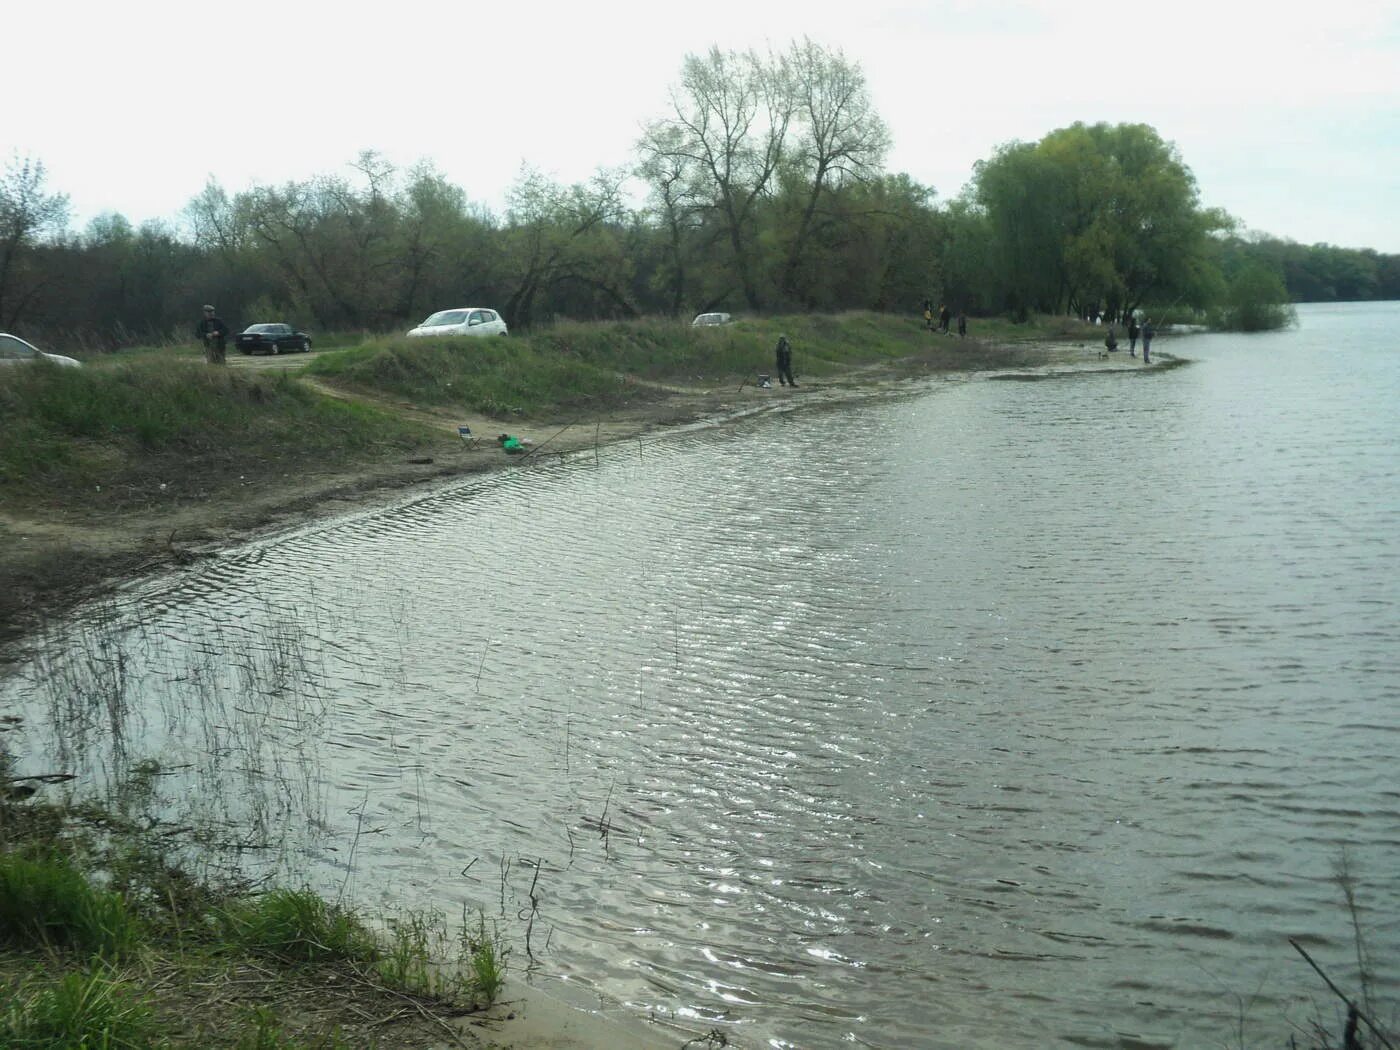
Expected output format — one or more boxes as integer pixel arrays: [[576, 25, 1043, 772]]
[[0, 358, 429, 506], [0, 968, 157, 1049], [219, 889, 378, 965], [305, 310, 1056, 418], [375, 907, 508, 1008], [0, 852, 140, 958], [307, 335, 630, 417]]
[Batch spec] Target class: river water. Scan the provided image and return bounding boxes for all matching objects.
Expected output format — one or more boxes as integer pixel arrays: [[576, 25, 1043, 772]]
[[5, 302, 1399, 1048]]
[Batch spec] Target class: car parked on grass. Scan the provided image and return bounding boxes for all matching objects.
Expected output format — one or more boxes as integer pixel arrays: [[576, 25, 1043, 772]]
[[236, 323, 312, 355], [0, 332, 80, 368], [691, 312, 732, 326], [406, 308, 508, 338]]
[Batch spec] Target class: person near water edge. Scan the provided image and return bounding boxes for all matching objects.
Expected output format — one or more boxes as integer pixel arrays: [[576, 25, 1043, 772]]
[[775, 334, 797, 387], [1128, 316, 1140, 357], [1141, 320, 1154, 364], [938, 303, 951, 334], [195, 304, 229, 365], [957, 310, 967, 338]]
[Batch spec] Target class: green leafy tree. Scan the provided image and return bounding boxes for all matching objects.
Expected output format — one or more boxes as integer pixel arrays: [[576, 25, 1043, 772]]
[[969, 123, 1227, 318], [500, 168, 634, 327], [0, 155, 69, 327]]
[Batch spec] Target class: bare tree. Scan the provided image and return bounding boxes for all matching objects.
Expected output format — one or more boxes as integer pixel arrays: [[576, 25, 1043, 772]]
[[780, 39, 890, 304], [640, 47, 793, 311], [636, 122, 705, 316]]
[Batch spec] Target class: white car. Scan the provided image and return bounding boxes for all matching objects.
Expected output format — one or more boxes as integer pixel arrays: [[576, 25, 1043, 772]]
[[407, 308, 508, 338], [691, 312, 732, 326], [0, 332, 80, 368]]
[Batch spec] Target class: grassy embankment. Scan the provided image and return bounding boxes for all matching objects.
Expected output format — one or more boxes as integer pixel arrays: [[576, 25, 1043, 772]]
[[0, 758, 506, 1049], [3, 311, 1076, 511], [0, 310, 1081, 635], [302, 312, 1069, 417]]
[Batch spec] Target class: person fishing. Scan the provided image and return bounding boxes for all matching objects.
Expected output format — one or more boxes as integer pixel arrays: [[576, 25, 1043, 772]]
[[775, 334, 797, 387], [497, 433, 534, 454]]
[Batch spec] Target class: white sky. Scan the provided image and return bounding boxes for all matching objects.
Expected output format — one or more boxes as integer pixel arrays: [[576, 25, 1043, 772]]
[[8, 0, 1399, 252]]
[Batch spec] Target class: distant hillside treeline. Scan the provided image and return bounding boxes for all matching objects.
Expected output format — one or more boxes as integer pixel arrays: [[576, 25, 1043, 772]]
[[1218, 235, 1400, 303], [1, 44, 1394, 349]]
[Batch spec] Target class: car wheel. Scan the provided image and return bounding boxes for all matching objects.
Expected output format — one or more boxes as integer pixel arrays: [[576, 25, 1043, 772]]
[[271, 343, 281, 355], [240, 349, 251, 355], [302, 339, 311, 352]]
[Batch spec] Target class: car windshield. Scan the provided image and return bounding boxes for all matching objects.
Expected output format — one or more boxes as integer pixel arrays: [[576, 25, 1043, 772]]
[[422, 311, 469, 326], [243, 324, 286, 334], [0, 335, 38, 360]]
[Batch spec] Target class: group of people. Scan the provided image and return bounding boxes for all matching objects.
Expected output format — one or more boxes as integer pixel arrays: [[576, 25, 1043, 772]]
[[1102, 316, 1155, 363], [922, 300, 967, 337]]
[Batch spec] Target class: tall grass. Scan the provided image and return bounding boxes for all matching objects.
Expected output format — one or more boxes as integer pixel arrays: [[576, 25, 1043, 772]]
[[0, 852, 140, 958], [0, 358, 428, 503], [220, 889, 378, 965], [0, 969, 156, 1049], [374, 907, 508, 1007]]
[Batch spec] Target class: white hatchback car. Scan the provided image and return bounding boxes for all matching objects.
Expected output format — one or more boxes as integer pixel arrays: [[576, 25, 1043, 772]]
[[407, 308, 508, 338], [691, 312, 732, 326], [0, 332, 80, 368]]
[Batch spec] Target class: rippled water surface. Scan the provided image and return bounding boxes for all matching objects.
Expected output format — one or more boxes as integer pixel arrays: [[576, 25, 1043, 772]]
[[7, 302, 1400, 1048]]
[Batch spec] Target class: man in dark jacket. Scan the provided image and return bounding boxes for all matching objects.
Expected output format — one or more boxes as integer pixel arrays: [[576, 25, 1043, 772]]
[[195, 304, 230, 365], [775, 334, 797, 387]]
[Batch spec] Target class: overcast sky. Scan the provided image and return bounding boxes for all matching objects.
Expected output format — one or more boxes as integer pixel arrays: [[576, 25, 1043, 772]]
[[7, 0, 1398, 252]]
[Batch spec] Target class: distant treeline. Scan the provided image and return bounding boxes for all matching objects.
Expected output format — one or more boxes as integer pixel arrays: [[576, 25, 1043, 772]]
[[1, 42, 1394, 350], [1218, 236, 1400, 303]]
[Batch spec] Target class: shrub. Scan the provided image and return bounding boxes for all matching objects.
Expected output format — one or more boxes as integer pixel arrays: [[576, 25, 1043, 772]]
[[1210, 263, 1297, 332]]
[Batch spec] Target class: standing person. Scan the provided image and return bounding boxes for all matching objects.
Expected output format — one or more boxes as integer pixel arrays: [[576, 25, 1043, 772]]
[[957, 310, 967, 338], [1127, 316, 1140, 357], [195, 304, 229, 365], [938, 303, 951, 334], [775, 333, 797, 387], [1141, 320, 1154, 364], [922, 299, 934, 330]]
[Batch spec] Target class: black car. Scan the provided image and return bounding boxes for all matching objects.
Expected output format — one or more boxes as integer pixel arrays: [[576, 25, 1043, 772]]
[[236, 323, 312, 355]]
